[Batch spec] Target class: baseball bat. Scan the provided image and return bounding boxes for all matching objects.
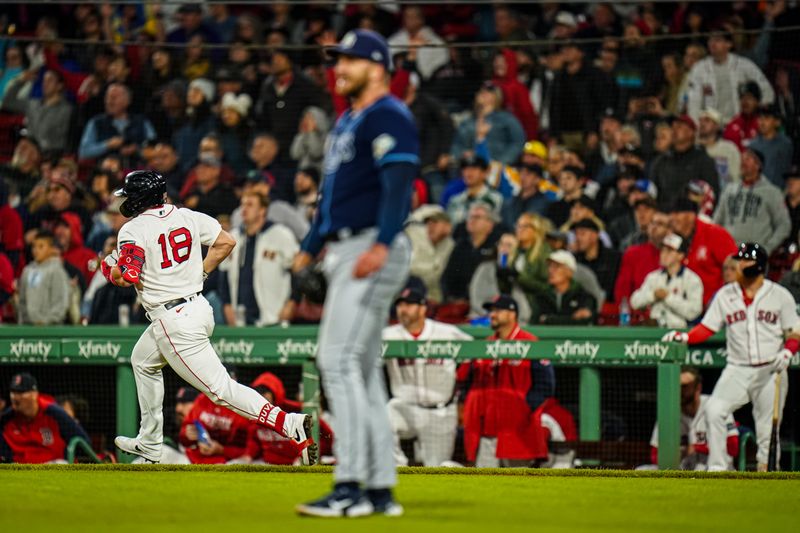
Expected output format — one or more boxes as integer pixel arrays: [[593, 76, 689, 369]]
[[767, 373, 782, 472]]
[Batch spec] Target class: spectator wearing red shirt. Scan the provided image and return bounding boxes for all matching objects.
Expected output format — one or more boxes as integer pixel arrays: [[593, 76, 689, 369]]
[[179, 370, 251, 464], [723, 82, 761, 152], [459, 295, 555, 467], [669, 197, 738, 307], [0, 373, 90, 463], [614, 209, 670, 304]]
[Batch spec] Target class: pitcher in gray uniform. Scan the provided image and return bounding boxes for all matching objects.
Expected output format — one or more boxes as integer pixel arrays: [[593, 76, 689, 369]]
[[293, 29, 419, 518]]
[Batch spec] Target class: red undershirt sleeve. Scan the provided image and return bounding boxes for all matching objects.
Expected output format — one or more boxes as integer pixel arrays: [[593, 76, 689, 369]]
[[687, 324, 715, 345]]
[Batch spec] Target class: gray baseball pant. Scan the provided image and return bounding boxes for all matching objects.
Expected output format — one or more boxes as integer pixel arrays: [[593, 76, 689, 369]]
[[317, 229, 410, 488]]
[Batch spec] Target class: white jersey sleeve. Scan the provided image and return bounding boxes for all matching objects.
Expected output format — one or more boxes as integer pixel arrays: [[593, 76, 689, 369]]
[[778, 285, 800, 332], [189, 209, 223, 247], [700, 285, 729, 333]]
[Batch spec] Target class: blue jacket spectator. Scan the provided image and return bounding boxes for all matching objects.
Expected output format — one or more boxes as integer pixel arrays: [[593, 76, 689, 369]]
[[78, 83, 155, 165], [450, 83, 525, 166]]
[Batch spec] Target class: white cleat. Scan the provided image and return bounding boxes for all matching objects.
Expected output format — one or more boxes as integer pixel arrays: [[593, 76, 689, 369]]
[[114, 436, 160, 464], [283, 413, 318, 466]]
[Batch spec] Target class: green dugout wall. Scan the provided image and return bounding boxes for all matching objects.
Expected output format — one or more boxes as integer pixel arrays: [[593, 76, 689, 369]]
[[2, 325, 794, 469]]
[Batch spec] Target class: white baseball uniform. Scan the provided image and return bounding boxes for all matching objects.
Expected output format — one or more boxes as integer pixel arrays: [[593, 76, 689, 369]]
[[699, 280, 797, 470], [650, 394, 738, 471], [382, 319, 472, 466], [118, 204, 287, 460]]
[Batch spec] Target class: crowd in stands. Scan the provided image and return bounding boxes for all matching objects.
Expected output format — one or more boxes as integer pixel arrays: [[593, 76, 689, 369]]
[[1, 1, 800, 330]]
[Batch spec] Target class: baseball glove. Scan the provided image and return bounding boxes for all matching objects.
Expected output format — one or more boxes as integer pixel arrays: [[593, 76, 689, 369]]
[[294, 263, 327, 304]]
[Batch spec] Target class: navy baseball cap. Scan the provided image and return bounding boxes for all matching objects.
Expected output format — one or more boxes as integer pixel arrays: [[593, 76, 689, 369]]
[[10, 372, 37, 393], [326, 30, 392, 71], [175, 386, 199, 404], [483, 294, 519, 313], [396, 287, 427, 306]]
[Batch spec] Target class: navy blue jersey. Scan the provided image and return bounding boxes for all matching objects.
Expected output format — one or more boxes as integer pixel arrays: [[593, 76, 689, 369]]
[[302, 95, 419, 255]]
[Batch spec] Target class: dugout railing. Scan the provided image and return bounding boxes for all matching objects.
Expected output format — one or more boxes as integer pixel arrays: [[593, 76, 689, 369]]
[[1, 326, 798, 469]]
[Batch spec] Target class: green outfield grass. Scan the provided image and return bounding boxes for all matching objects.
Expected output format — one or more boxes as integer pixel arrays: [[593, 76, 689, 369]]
[[1, 465, 798, 533]]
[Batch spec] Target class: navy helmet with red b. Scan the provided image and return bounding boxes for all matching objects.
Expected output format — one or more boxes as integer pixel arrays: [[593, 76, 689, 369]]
[[113, 170, 166, 218], [733, 242, 768, 277]]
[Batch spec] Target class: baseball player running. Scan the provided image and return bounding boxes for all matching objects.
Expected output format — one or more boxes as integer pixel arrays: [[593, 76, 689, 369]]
[[103, 170, 316, 464], [382, 286, 473, 467], [663, 242, 797, 471], [292, 29, 419, 517]]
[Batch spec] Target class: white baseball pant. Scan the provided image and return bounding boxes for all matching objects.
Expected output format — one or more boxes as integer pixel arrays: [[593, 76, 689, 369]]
[[129, 294, 283, 459], [705, 364, 788, 471], [388, 398, 457, 467]]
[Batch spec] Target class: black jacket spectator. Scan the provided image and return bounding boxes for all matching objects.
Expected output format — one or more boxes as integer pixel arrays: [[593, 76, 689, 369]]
[[576, 246, 622, 303], [441, 205, 502, 301], [256, 54, 328, 162], [551, 44, 611, 139], [408, 88, 454, 172], [535, 281, 597, 325], [651, 117, 719, 210], [89, 283, 138, 325]]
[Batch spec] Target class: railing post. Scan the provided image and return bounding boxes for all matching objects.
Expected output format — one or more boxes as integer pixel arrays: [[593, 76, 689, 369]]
[[657, 344, 683, 469], [302, 358, 321, 446], [115, 364, 138, 464], [579, 367, 601, 441]]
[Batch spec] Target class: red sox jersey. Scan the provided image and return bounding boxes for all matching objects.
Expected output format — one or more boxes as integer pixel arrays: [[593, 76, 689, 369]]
[[179, 394, 250, 464], [0, 396, 89, 463], [650, 394, 738, 469], [701, 280, 800, 366], [382, 319, 473, 406], [117, 205, 221, 311]]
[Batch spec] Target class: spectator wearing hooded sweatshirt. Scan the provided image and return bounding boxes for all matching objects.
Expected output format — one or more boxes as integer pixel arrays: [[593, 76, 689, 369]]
[[289, 106, 329, 175], [492, 49, 538, 140], [17, 231, 70, 326], [53, 213, 97, 286], [713, 148, 790, 254], [243, 372, 334, 465]]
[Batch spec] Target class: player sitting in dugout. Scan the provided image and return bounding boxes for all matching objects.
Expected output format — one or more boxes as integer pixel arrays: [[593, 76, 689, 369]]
[[242, 372, 333, 465], [0, 373, 90, 464], [458, 295, 576, 468], [647, 367, 739, 471], [178, 366, 253, 464]]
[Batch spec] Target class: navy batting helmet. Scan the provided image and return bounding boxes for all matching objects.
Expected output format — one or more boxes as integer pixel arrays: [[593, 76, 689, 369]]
[[733, 242, 768, 277], [113, 170, 166, 217]]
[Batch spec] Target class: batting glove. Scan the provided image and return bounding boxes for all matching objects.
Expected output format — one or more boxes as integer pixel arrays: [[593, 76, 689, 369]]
[[661, 331, 688, 343], [101, 250, 120, 285], [772, 349, 793, 374]]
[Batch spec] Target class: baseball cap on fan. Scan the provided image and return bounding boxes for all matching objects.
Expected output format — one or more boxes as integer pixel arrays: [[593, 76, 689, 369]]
[[326, 30, 392, 71]]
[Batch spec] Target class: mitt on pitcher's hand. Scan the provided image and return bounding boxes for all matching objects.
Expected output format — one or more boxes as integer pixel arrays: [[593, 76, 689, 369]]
[[294, 263, 327, 304]]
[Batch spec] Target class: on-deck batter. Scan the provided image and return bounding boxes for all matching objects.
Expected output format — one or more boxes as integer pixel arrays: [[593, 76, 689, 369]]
[[663, 242, 797, 471], [103, 170, 316, 465]]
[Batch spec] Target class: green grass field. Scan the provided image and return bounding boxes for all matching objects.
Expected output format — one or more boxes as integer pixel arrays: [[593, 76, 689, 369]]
[[1, 465, 798, 533]]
